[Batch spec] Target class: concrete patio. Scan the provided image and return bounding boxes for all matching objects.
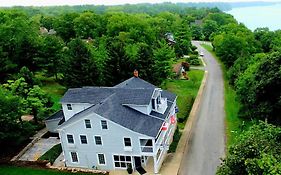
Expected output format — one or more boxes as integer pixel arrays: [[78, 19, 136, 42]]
[[19, 137, 60, 161]]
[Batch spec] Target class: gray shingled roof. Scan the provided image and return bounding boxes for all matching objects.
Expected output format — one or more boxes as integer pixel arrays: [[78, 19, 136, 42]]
[[94, 94, 163, 137], [60, 87, 115, 104], [61, 87, 154, 106], [114, 77, 156, 89], [45, 110, 64, 121], [58, 77, 176, 137]]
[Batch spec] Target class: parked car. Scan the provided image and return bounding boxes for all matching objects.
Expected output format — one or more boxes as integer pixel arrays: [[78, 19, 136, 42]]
[[200, 52, 204, 57]]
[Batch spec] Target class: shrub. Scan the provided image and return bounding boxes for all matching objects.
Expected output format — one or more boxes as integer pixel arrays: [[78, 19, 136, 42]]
[[186, 55, 200, 66]]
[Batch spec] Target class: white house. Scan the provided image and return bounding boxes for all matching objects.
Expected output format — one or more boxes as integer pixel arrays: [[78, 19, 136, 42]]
[[45, 72, 177, 174]]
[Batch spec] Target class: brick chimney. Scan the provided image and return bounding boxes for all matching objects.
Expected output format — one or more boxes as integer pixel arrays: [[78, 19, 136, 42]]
[[133, 70, 139, 78]]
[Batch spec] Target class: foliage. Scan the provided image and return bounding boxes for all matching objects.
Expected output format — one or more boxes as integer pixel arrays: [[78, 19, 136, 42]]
[[152, 40, 175, 84], [39, 144, 62, 164], [186, 55, 200, 66], [61, 38, 99, 87], [217, 122, 281, 175], [162, 70, 204, 129], [0, 10, 42, 76], [53, 13, 79, 42], [0, 87, 34, 146], [3, 77, 53, 122], [235, 51, 281, 123], [38, 35, 64, 79], [202, 19, 218, 40]]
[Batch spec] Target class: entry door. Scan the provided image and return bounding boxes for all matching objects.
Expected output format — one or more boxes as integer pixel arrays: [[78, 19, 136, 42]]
[[134, 156, 141, 168]]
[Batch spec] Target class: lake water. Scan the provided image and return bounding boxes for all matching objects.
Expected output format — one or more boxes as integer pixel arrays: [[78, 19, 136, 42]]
[[227, 4, 281, 31]]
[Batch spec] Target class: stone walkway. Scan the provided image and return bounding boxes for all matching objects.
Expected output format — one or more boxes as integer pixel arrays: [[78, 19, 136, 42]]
[[19, 137, 60, 161]]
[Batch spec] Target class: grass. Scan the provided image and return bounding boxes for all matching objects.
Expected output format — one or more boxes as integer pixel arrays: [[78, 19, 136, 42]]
[[36, 73, 66, 111], [162, 70, 204, 130], [0, 166, 106, 175], [39, 144, 62, 164], [162, 69, 204, 152], [201, 44, 250, 146]]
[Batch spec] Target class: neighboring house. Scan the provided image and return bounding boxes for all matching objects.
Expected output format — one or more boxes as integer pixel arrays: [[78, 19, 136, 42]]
[[45, 71, 177, 174]]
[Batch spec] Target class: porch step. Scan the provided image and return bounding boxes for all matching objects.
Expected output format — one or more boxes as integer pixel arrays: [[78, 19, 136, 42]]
[[136, 166, 146, 174]]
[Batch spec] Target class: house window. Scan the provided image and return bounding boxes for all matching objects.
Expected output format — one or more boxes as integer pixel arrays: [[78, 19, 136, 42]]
[[67, 104, 72, 110], [80, 135, 87, 144], [71, 152, 78, 162], [95, 136, 102, 145], [67, 134, 74, 144], [113, 155, 132, 168], [97, 153, 106, 165], [157, 96, 161, 104], [85, 119, 91, 128], [152, 99, 155, 110], [101, 120, 108, 129], [124, 138, 131, 147]]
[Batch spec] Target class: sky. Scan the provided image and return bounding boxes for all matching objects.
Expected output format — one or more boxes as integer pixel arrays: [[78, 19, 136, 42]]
[[1, 0, 281, 7]]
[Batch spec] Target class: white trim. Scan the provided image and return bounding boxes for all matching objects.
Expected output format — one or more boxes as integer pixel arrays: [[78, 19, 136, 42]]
[[66, 104, 72, 110], [79, 134, 88, 145], [61, 102, 92, 105], [84, 119, 91, 129], [100, 120, 108, 130], [138, 137, 154, 154], [123, 137, 132, 147], [66, 133, 75, 144], [69, 151, 79, 163], [122, 104, 147, 107], [97, 153, 106, 166], [112, 154, 133, 170], [94, 135, 103, 146], [58, 112, 152, 138]]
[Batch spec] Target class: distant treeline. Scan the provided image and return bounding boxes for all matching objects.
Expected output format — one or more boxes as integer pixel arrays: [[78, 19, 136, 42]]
[[1, 1, 280, 16]]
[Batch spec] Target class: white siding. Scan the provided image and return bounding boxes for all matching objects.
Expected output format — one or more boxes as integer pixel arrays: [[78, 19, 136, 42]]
[[62, 103, 92, 121], [125, 104, 150, 115], [45, 119, 61, 133], [59, 112, 152, 171]]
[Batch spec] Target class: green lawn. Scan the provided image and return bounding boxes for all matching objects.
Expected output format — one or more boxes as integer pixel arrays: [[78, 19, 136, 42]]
[[201, 44, 250, 146], [36, 73, 66, 111], [0, 166, 105, 175], [39, 144, 62, 164], [162, 70, 204, 130]]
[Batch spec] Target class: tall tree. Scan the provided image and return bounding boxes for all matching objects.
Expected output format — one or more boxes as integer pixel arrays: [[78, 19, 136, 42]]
[[0, 87, 31, 146], [152, 40, 175, 84], [39, 35, 64, 79], [62, 38, 99, 87], [53, 13, 79, 42], [235, 51, 281, 123]]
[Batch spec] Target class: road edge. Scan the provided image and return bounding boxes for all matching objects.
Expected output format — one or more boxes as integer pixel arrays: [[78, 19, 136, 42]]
[[176, 69, 208, 174]]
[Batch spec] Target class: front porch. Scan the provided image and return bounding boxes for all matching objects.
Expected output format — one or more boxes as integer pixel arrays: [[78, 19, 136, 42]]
[[109, 119, 177, 175]]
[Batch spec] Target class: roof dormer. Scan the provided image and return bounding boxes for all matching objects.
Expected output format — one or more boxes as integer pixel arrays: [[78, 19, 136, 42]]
[[151, 88, 168, 114]]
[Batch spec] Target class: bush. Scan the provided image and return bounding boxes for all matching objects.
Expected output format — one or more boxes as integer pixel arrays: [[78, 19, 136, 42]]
[[192, 50, 198, 55], [217, 122, 281, 175], [39, 144, 62, 164], [190, 45, 197, 51], [186, 55, 200, 66]]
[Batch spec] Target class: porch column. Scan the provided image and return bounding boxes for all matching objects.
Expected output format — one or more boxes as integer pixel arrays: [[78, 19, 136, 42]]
[[153, 155, 158, 174]]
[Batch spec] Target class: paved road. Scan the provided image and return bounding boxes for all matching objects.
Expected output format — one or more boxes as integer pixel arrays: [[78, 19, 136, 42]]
[[178, 41, 225, 175]]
